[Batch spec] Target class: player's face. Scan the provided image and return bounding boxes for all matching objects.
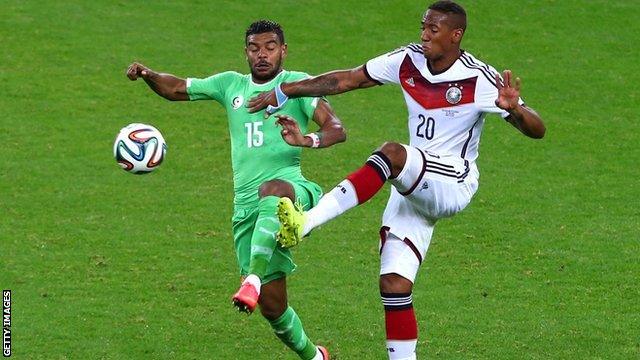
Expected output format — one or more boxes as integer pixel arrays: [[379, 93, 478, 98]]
[[245, 32, 287, 83], [420, 10, 462, 62]]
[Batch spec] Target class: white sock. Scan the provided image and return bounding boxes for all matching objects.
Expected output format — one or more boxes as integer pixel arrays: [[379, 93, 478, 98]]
[[243, 274, 261, 296], [386, 340, 417, 360], [311, 347, 324, 360], [303, 179, 359, 236]]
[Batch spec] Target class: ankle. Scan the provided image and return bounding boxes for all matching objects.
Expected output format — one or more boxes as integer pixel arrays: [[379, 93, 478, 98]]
[[243, 274, 262, 295]]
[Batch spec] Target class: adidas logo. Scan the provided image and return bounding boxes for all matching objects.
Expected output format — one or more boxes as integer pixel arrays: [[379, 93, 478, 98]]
[[405, 77, 415, 87]]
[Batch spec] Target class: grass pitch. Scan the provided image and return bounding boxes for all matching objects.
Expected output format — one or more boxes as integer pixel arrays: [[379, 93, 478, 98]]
[[1, 1, 639, 359]]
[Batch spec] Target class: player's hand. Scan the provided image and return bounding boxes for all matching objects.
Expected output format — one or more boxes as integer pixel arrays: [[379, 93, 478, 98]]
[[274, 115, 308, 147], [495, 70, 521, 111], [126, 62, 151, 81], [247, 90, 278, 117]]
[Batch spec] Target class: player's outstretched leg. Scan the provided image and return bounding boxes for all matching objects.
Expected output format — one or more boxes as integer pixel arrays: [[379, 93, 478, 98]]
[[381, 285, 417, 360], [234, 180, 295, 313], [277, 142, 406, 248], [232, 196, 280, 313], [380, 232, 421, 360], [270, 307, 329, 360], [261, 278, 329, 360]]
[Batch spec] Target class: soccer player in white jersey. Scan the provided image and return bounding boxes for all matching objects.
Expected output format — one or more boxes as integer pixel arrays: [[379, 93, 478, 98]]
[[248, 1, 545, 359]]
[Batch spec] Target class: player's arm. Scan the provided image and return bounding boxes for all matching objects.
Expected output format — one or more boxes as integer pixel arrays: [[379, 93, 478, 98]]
[[496, 70, 546, 139], [505, 104, 545, 139], [247, 65, 378, 114], [275, 100, 346, 148], [126, 62, 188, 101], [282, 66, 379, 97]]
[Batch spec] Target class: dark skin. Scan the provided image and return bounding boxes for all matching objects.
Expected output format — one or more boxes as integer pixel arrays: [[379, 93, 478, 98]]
[[247, 10, 545, 139], [247, 10, 546, 294], [127, 31, 346, 317]]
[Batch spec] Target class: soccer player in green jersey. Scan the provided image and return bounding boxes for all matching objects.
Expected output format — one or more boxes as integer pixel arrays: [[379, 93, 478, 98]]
[[126, 20, 344, 360]]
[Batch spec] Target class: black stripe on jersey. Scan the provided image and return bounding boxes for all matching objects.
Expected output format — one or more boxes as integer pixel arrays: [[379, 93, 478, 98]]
[[462, 53, 503, 88], [388, 47, 406, 56], [426, 162, 459, 175], [407, 43, 423, 54], [462, 160, 470, 177], [362, 64, 383, 85], [425, 162, 468, 180], [425, 167, 467, 181], [461, 116, 481, 159], [464, 53, 497, 78], [459, 55, 498, 88], [425, 160, 455, 169], [459, 54, 499, 89], [457, 161, 471, 183], [461, 52, 500, 80]]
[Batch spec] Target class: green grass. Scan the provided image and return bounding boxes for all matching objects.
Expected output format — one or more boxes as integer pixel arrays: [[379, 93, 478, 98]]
[[1, 0, 639, 359]]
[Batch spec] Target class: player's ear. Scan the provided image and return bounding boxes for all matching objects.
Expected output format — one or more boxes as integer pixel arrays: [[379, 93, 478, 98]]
[[281, 43, 288, 59], [451, 28, 464, 44]]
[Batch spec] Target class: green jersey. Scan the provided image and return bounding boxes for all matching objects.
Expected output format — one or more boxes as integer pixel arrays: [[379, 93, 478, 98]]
[[186, 70, 319, 206]]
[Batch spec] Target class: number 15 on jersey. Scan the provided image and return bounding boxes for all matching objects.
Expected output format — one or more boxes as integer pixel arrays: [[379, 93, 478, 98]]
[[245, 121, 264, 148]]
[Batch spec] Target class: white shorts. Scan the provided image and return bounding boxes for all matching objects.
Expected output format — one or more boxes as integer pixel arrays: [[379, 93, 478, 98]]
[[379, 145, 479, 282]]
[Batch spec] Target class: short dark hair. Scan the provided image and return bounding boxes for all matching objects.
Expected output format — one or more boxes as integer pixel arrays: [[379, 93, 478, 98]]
[[245, 20, 285, 45], [427, 1, 467, 30]]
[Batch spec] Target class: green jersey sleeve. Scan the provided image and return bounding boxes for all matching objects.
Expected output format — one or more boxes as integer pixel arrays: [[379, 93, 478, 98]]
[[286, 71, 324, 122], [296, 96, 320, 121], [186, 71, 239, 103]]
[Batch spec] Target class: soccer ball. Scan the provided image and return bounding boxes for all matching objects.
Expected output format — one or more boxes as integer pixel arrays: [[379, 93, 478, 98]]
[[113, 123, 167, 174]]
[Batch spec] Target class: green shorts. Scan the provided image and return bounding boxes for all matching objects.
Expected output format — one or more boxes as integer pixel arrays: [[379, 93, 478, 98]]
[[232, 178, 322, 284]]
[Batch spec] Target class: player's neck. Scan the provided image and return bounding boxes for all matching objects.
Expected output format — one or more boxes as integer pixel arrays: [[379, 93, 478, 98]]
[[251, 68, 284, 85], [427, 49, 461, 75]]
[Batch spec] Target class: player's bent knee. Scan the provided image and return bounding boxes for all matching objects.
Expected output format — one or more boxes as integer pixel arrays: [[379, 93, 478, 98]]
[[380, 273, 413, 294], [258, 179, 295, 199], [378, 142, 407, 176], [378, 142, 404, 156]]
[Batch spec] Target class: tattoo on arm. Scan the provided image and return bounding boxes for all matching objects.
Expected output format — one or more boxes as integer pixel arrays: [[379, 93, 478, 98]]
[[296, 74, 340, 96], [318, 75, 341, 94], [289, 71, 355, 97]]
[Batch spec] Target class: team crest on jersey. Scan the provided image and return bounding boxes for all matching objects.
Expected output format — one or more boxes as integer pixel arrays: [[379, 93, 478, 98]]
[[445, 84, 463, 105], [232, 95, 244, 109]]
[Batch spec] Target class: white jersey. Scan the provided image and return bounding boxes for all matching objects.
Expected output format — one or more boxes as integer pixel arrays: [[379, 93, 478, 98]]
[[364, 43, 523, 163]]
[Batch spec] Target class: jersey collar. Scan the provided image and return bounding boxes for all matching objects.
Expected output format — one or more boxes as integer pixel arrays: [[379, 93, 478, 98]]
[[426, 50, 464, 76], [249, 69, 286, 87]]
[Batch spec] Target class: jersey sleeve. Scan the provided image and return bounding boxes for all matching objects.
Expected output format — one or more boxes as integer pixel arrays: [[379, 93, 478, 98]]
[[289, 72, 324, 120], [186, 71, 238, 103], [475, 65, 525, 119], [298, 96, 321, 120], [363, 46, 408, 85]]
